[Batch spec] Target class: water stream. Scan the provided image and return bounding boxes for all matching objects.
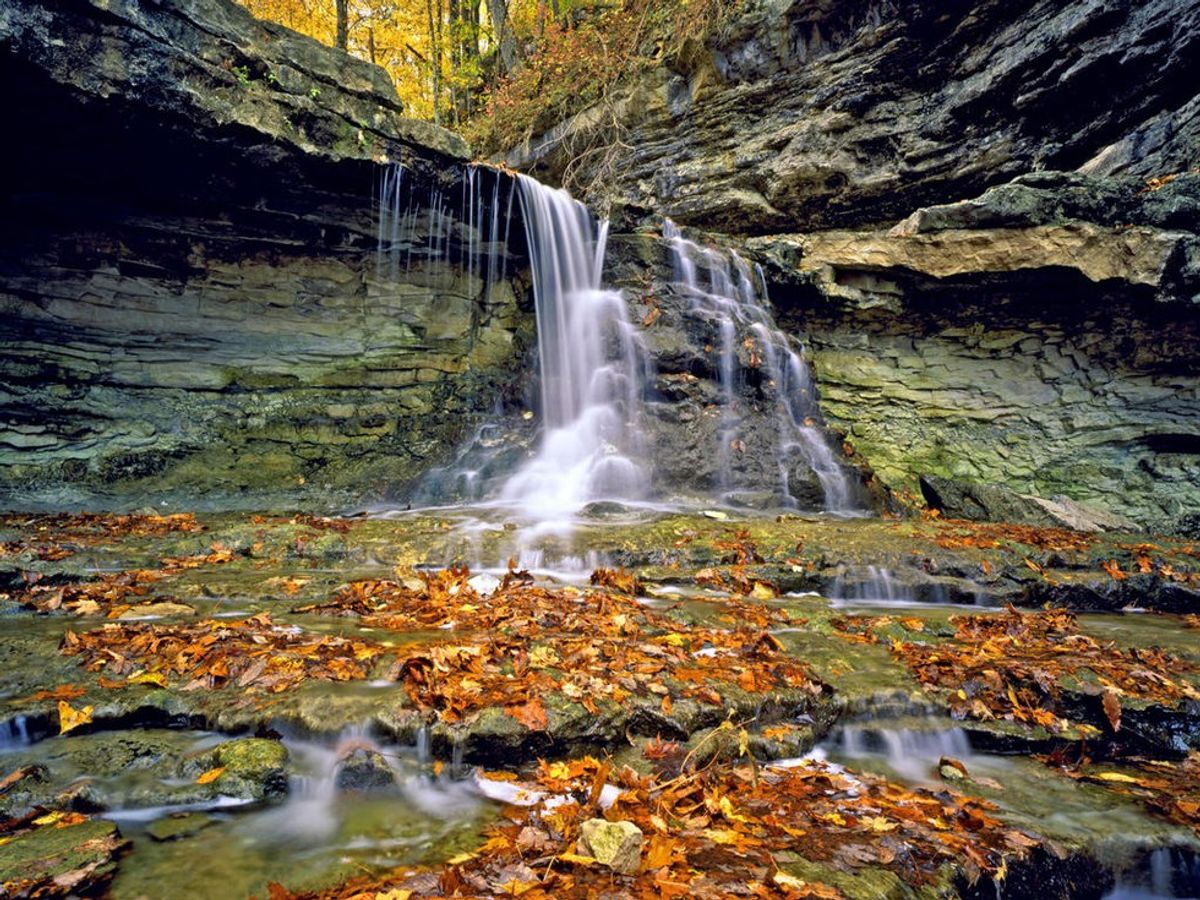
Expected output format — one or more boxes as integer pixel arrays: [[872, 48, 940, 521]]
[[374, 165, 859, 552], [663, 221, 859, 512]]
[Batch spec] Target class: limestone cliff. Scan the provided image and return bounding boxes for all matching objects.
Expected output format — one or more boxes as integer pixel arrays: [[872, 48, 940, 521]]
[[0, 0, 532, 510], [511, 0, 1200, 528]]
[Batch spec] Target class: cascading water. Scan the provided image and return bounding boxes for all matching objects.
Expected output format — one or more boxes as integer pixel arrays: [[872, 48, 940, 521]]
[[662, 221, 859, 512], [498, 176, 649, 524], [375, 165, 858, 526]]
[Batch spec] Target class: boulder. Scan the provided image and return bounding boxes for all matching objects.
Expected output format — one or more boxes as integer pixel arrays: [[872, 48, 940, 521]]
[[333, 745, 397, 792], [577, 818, 644, 875]]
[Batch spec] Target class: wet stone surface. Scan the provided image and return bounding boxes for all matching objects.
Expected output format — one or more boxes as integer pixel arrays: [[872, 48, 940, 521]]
[[0, 509, 1197, 897]]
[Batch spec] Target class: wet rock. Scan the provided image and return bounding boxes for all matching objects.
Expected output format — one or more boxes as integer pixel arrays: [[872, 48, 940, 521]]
[[207, 738, 289, 800], [0, 817, 128, 898], [512, 2, 1200, 233], [919, 476, 1137, 533], [334, 745, 397, 792], [577, 818, 643, 875], [580, 501, 633, 519], [0, 0, 534, 512]]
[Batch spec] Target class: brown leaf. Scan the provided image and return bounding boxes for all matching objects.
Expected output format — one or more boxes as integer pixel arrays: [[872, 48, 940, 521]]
[[1102, 690, 1122, 733]]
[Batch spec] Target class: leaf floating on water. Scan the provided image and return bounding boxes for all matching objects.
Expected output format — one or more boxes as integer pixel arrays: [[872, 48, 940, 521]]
[[57, 700, 93, 735]]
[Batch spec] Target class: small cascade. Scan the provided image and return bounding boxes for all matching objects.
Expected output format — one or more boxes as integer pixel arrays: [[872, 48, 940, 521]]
[[662, 221, 858, 512], [829, 565, 910, 604], [499, 176, 649, 525], [835, 723, 973, 783], [827, 565, 952, 606], [0, 714, 31, 749], [1104, 848, 1200, 899], [376, 163, 515, 303]]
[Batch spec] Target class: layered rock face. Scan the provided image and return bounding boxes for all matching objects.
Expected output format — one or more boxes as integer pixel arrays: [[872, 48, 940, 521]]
[[764, 173, 1200, 528], [510, 0, 1200, 527], [510, 0, 1200, 233], [0, 0, 533, 510]]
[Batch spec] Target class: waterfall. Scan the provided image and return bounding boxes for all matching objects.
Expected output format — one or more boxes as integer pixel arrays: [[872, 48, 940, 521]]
[[374, 165, 857, 521], [663, 221, 858, 512], [499, 176, 648, 522]]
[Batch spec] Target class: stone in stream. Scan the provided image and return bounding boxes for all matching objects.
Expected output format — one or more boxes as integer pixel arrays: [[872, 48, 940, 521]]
[[466, 573, 502, 597], [577, 818, 644, 875], [0, 817, 128, 896], [333, 744, 397, 792], [206, 738, 290, 800]]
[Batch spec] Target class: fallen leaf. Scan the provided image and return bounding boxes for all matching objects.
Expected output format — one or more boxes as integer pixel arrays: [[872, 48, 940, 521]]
[[58, 700, 93, 735]]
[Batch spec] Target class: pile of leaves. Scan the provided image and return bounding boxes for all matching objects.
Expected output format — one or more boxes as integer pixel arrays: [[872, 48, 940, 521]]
[[11, 546, 235, 617], [841, 607, 1200, 734], [0, 512, 202, 543], [1043, 749, 1200, 837], [298, 566, 821, 725], [59, 613, 386, 694], [280, 754, 1038, 899], [926, 520, 1094, 554]]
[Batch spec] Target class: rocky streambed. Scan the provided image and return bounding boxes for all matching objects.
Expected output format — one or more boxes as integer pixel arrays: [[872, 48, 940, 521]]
[[1, 509, 1197, 898]]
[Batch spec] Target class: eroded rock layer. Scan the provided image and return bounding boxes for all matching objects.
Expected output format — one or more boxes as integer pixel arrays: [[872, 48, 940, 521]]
[[0, 0, 533, 510]]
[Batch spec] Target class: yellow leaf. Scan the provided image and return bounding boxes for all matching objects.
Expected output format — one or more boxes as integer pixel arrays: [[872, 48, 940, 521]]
[[58, 700, 93, 735], [374, 891, 412, 900], [703, 828, 741, 845], [196, 767, 226, 785], [750, 581, 778, 600], [557, 852, 596, 865], [33, 811, 66, 826], [774, 872, 808, 889], [1095, 772, 1141, 783], [719, 795, 748, 823], [498, 881, 537, 896], [447, 852, 477, 865], [663, 633, 687, 647], [862, 816, 898, 832], [128, 671, 168, 688], [529, 645, 560, 668]]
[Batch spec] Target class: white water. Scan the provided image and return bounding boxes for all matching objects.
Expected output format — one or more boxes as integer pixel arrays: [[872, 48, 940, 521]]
[[375, 166, 859, 534], [499, 176, 649, 527], [835, 723, 973, 783], [663, 221, 858, 512]]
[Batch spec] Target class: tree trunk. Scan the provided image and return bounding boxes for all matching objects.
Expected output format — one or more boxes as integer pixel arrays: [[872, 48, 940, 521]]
[[486, 0, 519, 74], [426, 0, 443, 124], [335, 0, 348, 50]]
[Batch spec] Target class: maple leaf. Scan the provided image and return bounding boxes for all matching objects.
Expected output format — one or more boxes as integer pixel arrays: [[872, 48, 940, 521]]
[[57, 700, 93, 735], [508, 698, 548, 731]]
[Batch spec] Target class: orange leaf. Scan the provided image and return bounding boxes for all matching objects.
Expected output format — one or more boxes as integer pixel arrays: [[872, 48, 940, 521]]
[[1101, 559, 1128, 581], [508, 698, 548, 731], [196, 766, 226, 784]]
